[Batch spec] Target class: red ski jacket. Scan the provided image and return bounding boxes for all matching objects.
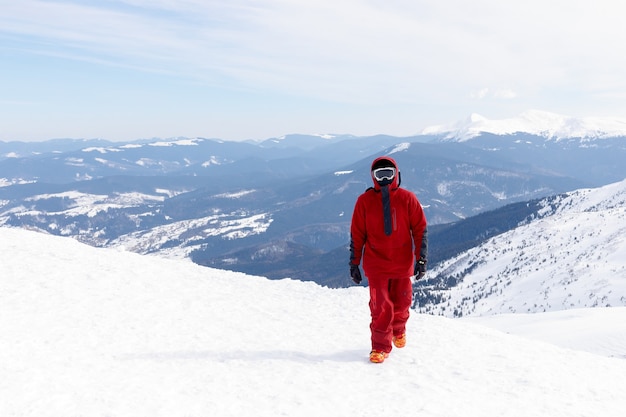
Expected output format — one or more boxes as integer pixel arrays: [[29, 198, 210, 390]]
[[350, 156, 428, 281]]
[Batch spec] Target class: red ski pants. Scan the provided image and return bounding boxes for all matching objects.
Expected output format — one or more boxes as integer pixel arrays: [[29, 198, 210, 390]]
[[368, 277, 413, 353]]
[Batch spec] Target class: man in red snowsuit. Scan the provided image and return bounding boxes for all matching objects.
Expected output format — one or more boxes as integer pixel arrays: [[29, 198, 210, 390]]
[[349, 156, 428, 363]]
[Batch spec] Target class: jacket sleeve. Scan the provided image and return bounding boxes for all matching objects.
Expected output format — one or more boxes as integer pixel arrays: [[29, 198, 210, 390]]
[[349, 196, 366, 266], [410, 194, 428, 261], [419, 227, 428, 260]]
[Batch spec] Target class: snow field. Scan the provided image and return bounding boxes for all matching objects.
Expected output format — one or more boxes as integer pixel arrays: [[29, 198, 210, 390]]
[[1, 227, 625, 416]]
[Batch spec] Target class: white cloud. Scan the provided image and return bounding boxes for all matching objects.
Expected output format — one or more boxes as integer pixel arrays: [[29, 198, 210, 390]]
[[2, 0, 626, 140], [493, 89, 517, 100], [470, 88, 516, 100], [2, 0, 622, 103], [471, 88, 490, 100]]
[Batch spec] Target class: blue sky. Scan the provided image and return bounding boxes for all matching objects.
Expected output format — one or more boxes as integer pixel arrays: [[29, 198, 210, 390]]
[[1, 0, 625, 142]]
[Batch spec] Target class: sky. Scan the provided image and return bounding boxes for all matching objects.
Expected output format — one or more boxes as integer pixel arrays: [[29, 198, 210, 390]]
[[2, 0, 626, 142], [1, 226, 625, 416]]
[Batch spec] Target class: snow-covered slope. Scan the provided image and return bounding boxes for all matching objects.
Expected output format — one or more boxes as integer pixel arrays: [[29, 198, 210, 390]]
[[1, 227, 626, 416], [465, 308, 626, 359], [423, 110, 626, 141], [420, 179, 626, 317]]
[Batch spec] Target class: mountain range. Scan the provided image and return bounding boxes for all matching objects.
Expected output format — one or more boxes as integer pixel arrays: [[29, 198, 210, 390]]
[[1, 110, 626, 288]]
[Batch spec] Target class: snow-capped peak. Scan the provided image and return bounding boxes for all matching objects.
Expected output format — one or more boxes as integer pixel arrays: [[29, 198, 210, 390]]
[[423, 110, 626, 141]]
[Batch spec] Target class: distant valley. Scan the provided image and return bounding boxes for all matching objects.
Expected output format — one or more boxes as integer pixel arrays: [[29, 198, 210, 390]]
[[2, 112, 626, 292]]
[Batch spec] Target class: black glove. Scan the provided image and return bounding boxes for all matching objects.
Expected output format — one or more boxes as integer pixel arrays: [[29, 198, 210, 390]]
[[350, 264, 362, 284], [414, 258, 427, 281]]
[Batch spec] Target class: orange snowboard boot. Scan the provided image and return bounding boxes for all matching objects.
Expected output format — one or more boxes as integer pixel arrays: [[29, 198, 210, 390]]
[[369, 350, 389, 363], [392, 333, 406, 348]]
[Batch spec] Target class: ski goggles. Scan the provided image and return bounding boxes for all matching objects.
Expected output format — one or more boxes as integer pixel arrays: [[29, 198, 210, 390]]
[[372, 167, 396, 181]]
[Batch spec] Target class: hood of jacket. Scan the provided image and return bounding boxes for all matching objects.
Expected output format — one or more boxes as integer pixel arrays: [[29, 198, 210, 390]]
[[370, 156, 400, 191]]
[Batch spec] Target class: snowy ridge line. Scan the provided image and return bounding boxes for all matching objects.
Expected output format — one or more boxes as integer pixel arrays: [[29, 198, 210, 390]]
[[420, 178, 626, 317], [423, 110, 626, 141]]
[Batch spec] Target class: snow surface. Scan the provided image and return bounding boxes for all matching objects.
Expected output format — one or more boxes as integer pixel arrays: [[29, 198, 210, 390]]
[[1, 227, 625, 416], [388, 142, 411, 154], [423, 110, 626, 141], [464, 309, 626, 360], [82, 147, 123, 154], [20, 191, 165, 219], [213, 190, 256, 199], [108, 211, 273, 258], [148, 138, 201, 147]]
